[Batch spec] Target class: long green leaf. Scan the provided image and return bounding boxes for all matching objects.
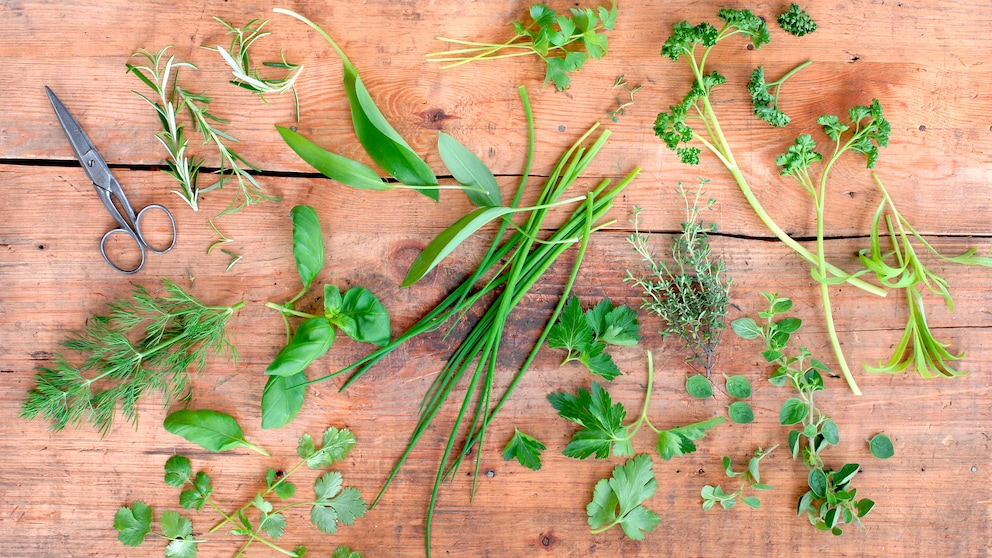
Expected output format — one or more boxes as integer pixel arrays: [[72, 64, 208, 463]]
[[437, 132, 501, 207], [261, 372, 307, 430], [402, 206, 519, 287], [266, 318, 335, 377], [277, 126, 390, 191], [291, 205, 324, 290]]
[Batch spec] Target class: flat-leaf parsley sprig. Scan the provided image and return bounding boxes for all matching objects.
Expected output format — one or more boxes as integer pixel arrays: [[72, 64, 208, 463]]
[[425, 1, 618, 90], [21, 279, 244, 435]]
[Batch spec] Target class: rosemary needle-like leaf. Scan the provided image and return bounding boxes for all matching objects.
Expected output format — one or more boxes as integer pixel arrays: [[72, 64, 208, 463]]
[[21, 279, 245, 435]]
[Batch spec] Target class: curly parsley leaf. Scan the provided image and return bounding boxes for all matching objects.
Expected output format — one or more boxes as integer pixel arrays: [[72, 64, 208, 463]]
[[310, 471, 367, 535], [777, 3, 817, 37], [587, 454, 661, 539], [502, 428, 547, 470], [548, 382, 631, 458]]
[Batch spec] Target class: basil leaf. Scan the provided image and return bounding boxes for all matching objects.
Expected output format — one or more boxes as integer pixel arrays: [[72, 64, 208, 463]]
[[291, 205, 324, 290], [323, 284, 344, 316], [437, 132, 501, 207], [277, 126, 390, 191], [403, 205, 519, 287], [266, 318, 335, 377], [329, 286, 391, 346], [261, 372, 307, 430], [164, 409, 267, 455]]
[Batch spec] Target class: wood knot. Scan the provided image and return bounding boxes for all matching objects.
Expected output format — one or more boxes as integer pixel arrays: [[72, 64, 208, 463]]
[[419, 108, 455, 130]]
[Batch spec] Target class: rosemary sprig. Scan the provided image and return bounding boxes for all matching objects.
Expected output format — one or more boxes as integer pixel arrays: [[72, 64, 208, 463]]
[[126, 47, 204, 211], [128, 46, 279, 216], [210, 16, 303, 120], [21, 279, 245, 435], [626, 181, 732, 376]]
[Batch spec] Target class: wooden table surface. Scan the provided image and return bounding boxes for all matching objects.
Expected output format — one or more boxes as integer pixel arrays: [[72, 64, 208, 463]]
[[2, 1, 990, 556]]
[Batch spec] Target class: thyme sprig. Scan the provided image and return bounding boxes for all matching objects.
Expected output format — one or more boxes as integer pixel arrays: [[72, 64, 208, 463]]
[[21, 279, 244, 435]]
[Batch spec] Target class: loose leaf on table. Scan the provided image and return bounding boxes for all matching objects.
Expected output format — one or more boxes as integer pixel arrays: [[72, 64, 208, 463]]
[[655, 417, 725, 460], [291, 205, 324, 290], [309, 471, 368, 534], [868, 433, 894, 459], [274, 8, 438, 200], [502, 428, 547, 471], [326, 285, 391, 347], [164, 409, 269, 455], [587, 454, 661, 540], [261, 372, 307, 430], [685, 374, 713, 398], [402, 205, 521, 287], [548, 381, 631, 458], [160, 511, 198, 558], [115, 501, 153, 546], [727, 401, 754, 424], [277, 126, 391, 191], [437, 131, 501, 207], [265, 318, 335, 377], [725, 375, 752, 398], [299, 426, 358, 469], [333, 546, 364, 558]]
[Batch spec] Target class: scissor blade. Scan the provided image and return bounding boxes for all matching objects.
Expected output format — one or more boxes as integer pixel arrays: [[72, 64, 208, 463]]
[[45, 86, 115, 191]]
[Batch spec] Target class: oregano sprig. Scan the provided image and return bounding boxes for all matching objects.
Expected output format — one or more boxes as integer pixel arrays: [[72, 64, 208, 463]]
[[701, 446, 776, 510]]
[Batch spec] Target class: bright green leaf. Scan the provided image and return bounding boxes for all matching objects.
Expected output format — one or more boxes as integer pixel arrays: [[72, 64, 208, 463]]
[[437, 132, 501, 207], [502, 428, 546, 471]]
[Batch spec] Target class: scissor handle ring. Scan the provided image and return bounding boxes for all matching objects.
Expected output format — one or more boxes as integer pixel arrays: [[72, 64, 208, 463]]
[[134, 204, 177, 255], [101, 227, 146, 274]]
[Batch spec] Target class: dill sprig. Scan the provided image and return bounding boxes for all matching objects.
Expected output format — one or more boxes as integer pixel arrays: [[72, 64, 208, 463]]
[[626, 182, 732, 376], [21, 279, 245, 435]]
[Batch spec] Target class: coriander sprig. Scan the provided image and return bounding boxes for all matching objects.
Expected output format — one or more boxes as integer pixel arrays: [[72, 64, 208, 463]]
[[21, 279, 244, 435], [425, 1, 618, 90], [626, 182, 731, 377]]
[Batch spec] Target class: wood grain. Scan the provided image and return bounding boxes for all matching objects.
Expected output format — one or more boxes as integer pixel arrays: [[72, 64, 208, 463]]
[[2, 0, 991, 557]]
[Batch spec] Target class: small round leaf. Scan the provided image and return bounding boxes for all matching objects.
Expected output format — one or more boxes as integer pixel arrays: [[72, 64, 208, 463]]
[[727, 402, 754, 424], [868, 433, 894, 459], [685, 375, 713, 399], [725, 375, 752, 398]]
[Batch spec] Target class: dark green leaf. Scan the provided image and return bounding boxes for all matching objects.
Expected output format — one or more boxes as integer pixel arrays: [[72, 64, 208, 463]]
[[332, 286, 391, 346], [685, 375, 713, 398], [502, 428, 547, 471], [261, 372, 307, 430], [868, 433, 894, 459], [291, 205, 324, 290], [547, 295, 594, 356], [586, 454, 660, 540], [727, 401, 754, 424], [821, 420, 840, 445], [656, 417, 725, 460], [114, 502, 152, 546], [164, 409, 263, 454], [437, 132, 501, 207], [725, 375, 752, 398], [779, 397, 808, 425], [586, 298, 641, 346], [548, 382, 630, 459], [265, 318, 335, 377], [808, 467, 827, 498], [788, 429, 802, 459], [277, 126, 390, 191], [179, 471, 212, 510], [856, 498, 875, 518], [834, 464, 861, 487]]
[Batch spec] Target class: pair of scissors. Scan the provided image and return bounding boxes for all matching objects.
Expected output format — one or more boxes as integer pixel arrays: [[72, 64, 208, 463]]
[[46, 86, 176, 274]]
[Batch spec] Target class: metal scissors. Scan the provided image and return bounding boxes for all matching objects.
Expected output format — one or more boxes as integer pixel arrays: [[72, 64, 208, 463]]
[[46, 86, 176, 274]]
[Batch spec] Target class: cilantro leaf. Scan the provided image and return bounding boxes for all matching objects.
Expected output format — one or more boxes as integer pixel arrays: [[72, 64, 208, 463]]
[[548, 382, 631, 458], [114, 501, 153, 546], [161, 511, 198, 558], [164, 455, 192, 488], [259, 512, 288, 539], [502, 428, 547, 471], [332, 546, 363, 558], [179, 471, 212, 511], [299, 427, 357, 469], [655, 417, 726, 460], [310, 471, 367, 534], [587, 454, 661, 540]]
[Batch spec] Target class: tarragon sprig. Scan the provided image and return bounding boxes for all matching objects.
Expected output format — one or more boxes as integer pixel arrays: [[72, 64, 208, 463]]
[[20, 279, 244, 435]]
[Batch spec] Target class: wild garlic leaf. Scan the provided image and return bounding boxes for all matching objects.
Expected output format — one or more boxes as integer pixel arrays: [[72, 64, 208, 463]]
[[114, 502, 153, 546], [261, 372, 307, 430], [502, 428, 547, 471], [291, 205, 324, 290], [586, 454, 660, 540], [310, 471, 368, 534], [548, 382, 631, 459], [164, 409, 268, 455], [437, 132, 501, 207], [277, 126, 390, 191]]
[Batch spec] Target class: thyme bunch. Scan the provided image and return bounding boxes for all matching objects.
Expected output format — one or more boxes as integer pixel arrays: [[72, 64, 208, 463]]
[[21, 279, 244, 434], [626, 182, 731, 376]]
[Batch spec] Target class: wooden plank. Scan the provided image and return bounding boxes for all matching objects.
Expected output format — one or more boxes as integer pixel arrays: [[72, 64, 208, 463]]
[[1, 0, 991, 557]]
